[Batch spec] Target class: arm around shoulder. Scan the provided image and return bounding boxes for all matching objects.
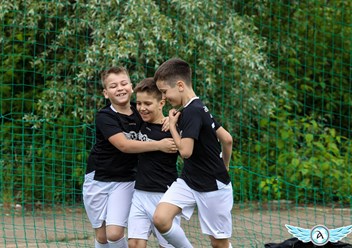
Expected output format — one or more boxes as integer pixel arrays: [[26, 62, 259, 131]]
[[108, 133, 156, 153], [109, 133, 177, 153], [108, 133, 176, 153]]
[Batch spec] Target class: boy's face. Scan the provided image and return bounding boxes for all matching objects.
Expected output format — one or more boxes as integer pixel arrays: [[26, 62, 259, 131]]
[[136, 91, 164, 123], [156, 80, 181, 107], [103, 72, 133, 106]]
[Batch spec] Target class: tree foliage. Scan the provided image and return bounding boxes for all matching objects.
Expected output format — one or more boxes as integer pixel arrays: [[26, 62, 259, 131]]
[[236, 0, 352, 134], [0, 0, 351, 204]]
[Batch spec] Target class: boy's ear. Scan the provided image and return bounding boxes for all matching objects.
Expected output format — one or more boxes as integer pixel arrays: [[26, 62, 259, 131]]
[[159, 99, 166, 108], [176, 80, 185, 92], [103, 89, 109, 99]]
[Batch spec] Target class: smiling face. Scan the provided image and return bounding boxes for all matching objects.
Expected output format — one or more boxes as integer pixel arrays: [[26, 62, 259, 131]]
[[156, 80, 182, 107], [103, 72, 133, 106], [136, 91, 164, 123]]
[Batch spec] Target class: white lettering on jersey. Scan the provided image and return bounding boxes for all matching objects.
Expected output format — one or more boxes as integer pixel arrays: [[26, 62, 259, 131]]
[[138, 131, 154, 142], [204, 105, 214, 118], [124, 131, 138, 140]]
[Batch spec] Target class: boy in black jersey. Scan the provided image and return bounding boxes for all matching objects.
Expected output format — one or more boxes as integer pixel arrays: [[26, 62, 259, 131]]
[[153, 58, 234, 248], [83, 67, 177, 248], [127, 77, 180, 248]]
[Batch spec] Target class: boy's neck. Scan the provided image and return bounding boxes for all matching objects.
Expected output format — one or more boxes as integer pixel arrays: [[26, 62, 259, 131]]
[[149, 111, 165, 124], [181, 92, 197, 107], [149, 115, 165, 125]]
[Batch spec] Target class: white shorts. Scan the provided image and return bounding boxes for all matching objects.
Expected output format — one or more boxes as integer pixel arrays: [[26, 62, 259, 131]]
[[160, 178, 233, 239], [128, 190, 181, 248], [83, 171, 135, 229]]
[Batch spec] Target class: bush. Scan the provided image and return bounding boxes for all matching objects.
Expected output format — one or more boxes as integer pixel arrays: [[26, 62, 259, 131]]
[[232, 111, 351, 204]]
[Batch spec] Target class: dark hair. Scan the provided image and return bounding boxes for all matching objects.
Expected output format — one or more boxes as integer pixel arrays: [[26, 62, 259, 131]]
[[154, 58, 192, 87], [134, 77, 162, 100], [100, 66, 130, 88]]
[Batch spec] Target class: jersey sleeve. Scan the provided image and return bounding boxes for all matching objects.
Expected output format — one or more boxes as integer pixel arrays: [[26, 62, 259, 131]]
[[96, 111, 123, 140], [179, 107, 202, 140], [213, 117, 221, 130]]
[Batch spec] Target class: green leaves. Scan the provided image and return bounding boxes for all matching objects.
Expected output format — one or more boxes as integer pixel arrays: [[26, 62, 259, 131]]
[[1, 0, 351, 205], [236, 112, 351, 203]]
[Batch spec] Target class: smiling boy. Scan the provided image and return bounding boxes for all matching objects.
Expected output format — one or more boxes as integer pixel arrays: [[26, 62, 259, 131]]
[[83, 67, 177, 248], [153, 58, 234, 248], [128, 77, 180, 248]]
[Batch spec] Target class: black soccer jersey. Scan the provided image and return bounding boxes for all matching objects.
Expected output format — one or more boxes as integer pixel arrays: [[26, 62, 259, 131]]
[[135, 122, 178, 192], [86, 104, 142, 182], [179, 98, 230, 192]]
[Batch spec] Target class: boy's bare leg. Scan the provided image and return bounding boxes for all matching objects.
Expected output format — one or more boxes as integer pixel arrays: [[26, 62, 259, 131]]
[[128, 238, 147, 248], [153, 203, 180, 233], [106, 225, 127, 248], [153, 203, 192, 247], [95, 222, 108, 247], [209, 236, 231, 248]]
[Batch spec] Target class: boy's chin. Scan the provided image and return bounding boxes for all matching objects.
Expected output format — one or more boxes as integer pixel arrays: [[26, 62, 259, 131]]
[[115, 98, 130, 105], [170, 102, 180, 107]]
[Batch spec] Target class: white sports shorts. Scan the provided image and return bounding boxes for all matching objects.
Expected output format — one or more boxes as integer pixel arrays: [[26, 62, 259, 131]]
[[128, 190, 181, 248], [160, 178, 233, 239], [82, 171, 135, 229]]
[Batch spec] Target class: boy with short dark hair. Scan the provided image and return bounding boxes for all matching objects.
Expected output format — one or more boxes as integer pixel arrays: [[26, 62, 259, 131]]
[[83, 67, 177, 248], [153, 58, 234, 248], [128, 77, 180, 248]]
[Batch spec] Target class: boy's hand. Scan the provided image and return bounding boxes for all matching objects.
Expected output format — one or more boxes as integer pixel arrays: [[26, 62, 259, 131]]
[[158, 138, 178, 153], [168, 109, 181, 126], [161, 117, 169, 132]]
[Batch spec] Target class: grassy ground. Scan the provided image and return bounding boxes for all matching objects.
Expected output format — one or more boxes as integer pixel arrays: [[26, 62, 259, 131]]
[[1, 203, 352, 247]]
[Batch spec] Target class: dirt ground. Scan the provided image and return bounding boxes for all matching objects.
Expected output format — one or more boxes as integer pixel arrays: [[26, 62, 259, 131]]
[[1, 203, 352, 248]]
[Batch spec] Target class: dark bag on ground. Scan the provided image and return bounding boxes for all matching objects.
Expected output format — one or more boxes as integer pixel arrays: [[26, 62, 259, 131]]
[[265, 237, 352, 248]]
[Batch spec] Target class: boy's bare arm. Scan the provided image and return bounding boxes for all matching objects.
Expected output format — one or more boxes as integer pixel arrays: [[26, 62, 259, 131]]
[[169, 124, 194, 159], [108, 133, 177, 153], [168, 109, 194, 159], [216, 126, 233, 170]]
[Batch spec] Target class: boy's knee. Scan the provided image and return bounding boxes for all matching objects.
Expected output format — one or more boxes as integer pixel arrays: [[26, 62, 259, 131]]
[[210, 237, 230, 248], [106, 226, 125, 242], [128, 239, 146, 248], [153, 211, 171, 233], [95, 234, 108, 244], [153, 203, 181, 233], [127, 239, 137, 248], [95, 228, 108, 244]]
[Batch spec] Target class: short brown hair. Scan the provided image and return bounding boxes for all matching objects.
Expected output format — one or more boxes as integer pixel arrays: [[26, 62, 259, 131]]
[[134, 77, 162, 100], [154, 58, 192, 87], [100, 66, 130, 88]]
